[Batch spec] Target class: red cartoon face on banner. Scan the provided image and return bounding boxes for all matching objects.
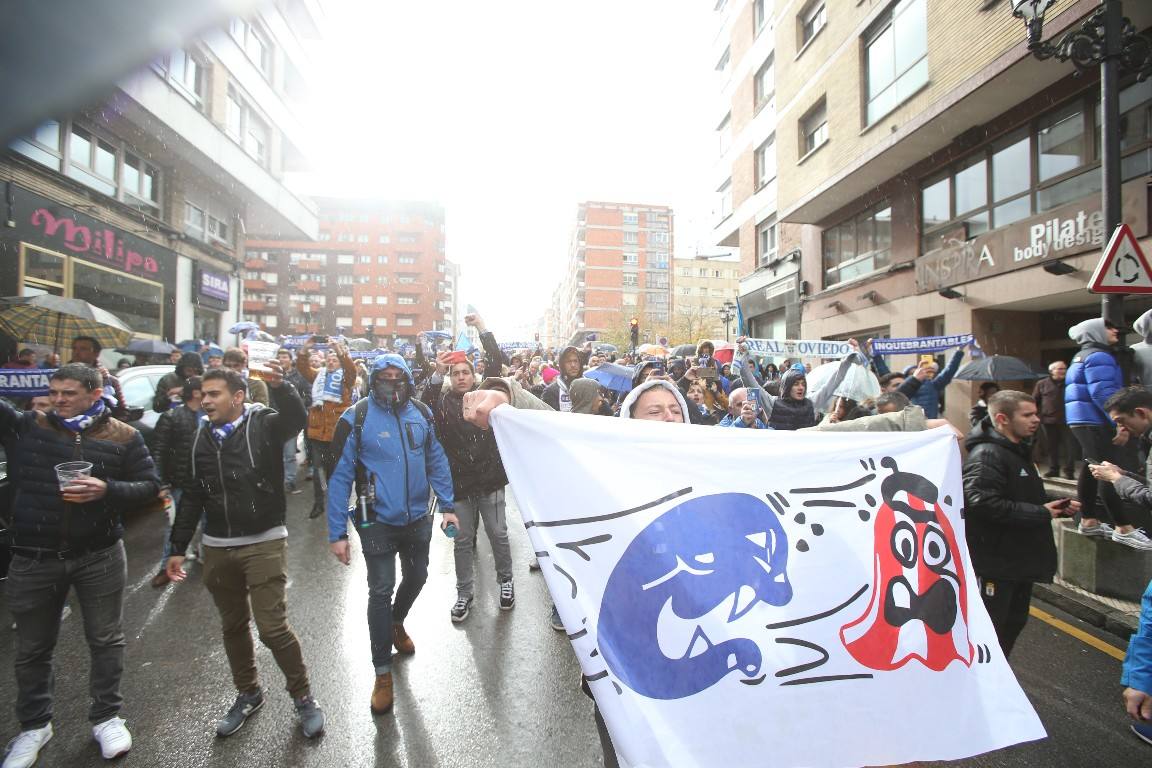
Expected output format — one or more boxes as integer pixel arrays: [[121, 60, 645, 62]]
[[840, 467, 972, 671]]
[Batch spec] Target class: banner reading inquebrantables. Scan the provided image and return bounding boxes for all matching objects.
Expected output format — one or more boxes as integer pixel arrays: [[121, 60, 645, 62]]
[[489, 408, 1045, 768]]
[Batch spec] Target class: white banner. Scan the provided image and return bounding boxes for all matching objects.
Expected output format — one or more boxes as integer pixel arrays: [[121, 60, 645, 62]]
[[744, 338, 851, 358], [490, 409, 1044, 768]]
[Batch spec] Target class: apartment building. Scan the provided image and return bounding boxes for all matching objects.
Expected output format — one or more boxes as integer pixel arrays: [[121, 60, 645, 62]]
[[710, 0, 799, 341], [767, 0, 1151, 425], [672, 255, 742, 341], [554, 201, 674, 346], [1, 1, 324, 347], [243, 199, 452, 345]]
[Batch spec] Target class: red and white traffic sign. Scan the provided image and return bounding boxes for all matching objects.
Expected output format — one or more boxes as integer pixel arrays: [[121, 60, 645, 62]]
[[1088, 223, 1152, 294]]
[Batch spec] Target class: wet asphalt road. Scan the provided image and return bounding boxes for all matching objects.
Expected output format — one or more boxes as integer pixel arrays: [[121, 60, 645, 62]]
[[0, 481, 1150, 767], [0, 482, 600, 768]]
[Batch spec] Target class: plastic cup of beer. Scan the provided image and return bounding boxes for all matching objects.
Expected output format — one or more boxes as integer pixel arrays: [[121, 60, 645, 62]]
[[55, 461, 93, 492]]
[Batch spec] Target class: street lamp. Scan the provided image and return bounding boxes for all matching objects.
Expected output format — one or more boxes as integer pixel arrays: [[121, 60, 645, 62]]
[[1009, 0, 1151, 327], [719, 300, 737, 341]]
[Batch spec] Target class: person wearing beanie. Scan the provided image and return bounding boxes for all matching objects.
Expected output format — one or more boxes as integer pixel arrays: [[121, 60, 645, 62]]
[[541, 367, 560, 385]]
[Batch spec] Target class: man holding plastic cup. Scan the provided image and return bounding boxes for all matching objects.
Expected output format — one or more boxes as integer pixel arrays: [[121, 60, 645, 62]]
[[0, 363, 160, 766]]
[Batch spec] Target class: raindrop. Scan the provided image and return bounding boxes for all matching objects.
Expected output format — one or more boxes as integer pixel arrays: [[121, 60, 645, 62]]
[[864, 494, 876, 507], [858, 509, 871, 521], [796, 539, 809, 552], [793, 512, 806, 524], [810, 524, 824, 536]]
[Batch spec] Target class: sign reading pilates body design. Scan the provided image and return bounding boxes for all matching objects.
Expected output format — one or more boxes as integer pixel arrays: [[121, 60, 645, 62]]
[[0, 368, 54, 397], [743, 338, 851, 357], [490, 408, 1044, 768]]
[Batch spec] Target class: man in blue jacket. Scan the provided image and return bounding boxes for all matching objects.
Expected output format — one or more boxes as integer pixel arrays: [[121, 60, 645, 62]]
[[1065, 318, 1150, 548], [871, 346, 964, 419], [326, 354, 457, 716]]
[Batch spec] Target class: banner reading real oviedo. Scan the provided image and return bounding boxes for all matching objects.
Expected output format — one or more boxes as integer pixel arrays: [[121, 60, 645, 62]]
[[0, 368, 55, 397], [742, 338, 852, 358]]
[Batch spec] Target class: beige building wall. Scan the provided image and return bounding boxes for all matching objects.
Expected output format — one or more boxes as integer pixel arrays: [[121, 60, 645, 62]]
[[671, 257, 741, 341]]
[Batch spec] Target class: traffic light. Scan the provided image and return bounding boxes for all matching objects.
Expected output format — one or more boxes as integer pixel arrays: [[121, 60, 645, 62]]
[[630, 317, 639, 349], [534, 332, 540, 342]]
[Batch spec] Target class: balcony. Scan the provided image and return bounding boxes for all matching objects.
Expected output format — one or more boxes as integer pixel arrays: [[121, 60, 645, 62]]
[[243, 299, 272, 312], [244, 279, 268, 290], [298, 280, 323, 291], [244, 258, 268, 269]]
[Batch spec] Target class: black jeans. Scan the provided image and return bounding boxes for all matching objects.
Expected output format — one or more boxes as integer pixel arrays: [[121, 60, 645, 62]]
[[977, 577, 1033, 657], [309, 439, 337, 513], [1071, 424, 1138, 526], [1042, 422, 1079, 474], [8, 541, 127, 728]]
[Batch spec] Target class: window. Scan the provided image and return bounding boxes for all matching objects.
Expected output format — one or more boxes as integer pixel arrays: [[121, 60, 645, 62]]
[[377, 317, 388, 326], [230, 18, 272, 78], [754, 56, 774, 112], [800, 100, 828, 156], [650, 231, 670, 245], [337, 316, 353, 327], [207, 214, 230, 244], [156, 49, 205, 103], [717, 113, 732, 156], [918, 90, 1137, 252], [357, 255, 372, 264], [753, 0, 768, 35], [698, 268, 709, 277], [376, 296, 389, 304], [865, 0, 928, 124], [397, 232, 419, 243], [646, 272, 669, 289], [377, 255, 389, 264], [680, 267, 691, 277], [716, 179, 732, 220], [623, 212, 639, 226], [396, 317, 415, 327], [624, 231, 638, 245], [184, 202, 205, 240], [357, 234, 369, 243], [397, 274, 418, 284], [362, 295, 373, 305], [622, 273, 639, 287], [398, 255, 416, 264], [711, 288, 725, 298], [647, 213, 669, 229], [715, 46, 730, 73], [681, 286, 691, 295], [225, 85, 270, 167], [9, 120, 63, 170], [1118, 80, 1152, 179], [337, 254, 355, 265], [337, 275, 353, 286], [622, 294, 638, 307], [336, 296, 353, 306], [800, 2, 826, 48], [397, 295, 417, 305], [67, 125, 116, 196], [121, 152, 159, 208], [823, 204, 892, 287], [757, 217, 778, 266], [623, 252, 638, 264], [697, 287, 708, 296], [319, 232, 332, 241], [378, 234, 390, 244], [755, 136, 776, 189]]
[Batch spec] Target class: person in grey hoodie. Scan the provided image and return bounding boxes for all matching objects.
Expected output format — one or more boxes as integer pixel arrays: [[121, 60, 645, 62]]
[[1133, 308, 1152, 387]]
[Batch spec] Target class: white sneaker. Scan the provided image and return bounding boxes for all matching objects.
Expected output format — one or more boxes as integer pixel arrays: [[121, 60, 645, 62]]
[[1113, 528, 1152, 551], [91, 717, 131, 760], [2, 723, 53, 768]]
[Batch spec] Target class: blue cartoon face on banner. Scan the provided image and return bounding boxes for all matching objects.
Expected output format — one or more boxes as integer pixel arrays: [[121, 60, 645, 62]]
[[597, 493, 792, 700]]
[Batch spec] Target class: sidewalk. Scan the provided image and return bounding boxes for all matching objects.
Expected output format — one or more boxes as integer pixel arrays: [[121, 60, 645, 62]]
[[1038, 475, 1141, 640]]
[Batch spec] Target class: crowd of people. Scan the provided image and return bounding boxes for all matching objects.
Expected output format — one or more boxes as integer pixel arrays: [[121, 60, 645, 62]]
[[5, 306, 1152, 766]]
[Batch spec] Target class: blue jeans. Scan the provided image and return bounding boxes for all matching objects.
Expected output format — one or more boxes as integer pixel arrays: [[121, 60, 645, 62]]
[[8, 541, 127, 728], [283, 432, 299, 486], [359, 516, 433, 674]]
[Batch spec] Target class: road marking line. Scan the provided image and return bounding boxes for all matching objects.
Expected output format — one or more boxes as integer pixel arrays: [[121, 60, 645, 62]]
[[1030, 606, 1126, 661]]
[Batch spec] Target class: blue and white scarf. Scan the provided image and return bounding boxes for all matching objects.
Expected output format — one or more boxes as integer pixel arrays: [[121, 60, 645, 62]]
[[202, 409, 248, 444], [55, 399, 106, 433], [311, 368, 345, 407]]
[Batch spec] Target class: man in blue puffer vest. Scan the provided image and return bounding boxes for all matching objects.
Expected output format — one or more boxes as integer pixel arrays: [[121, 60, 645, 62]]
[[326, 354, 457, 716], [1064, 318, 1151, 549]]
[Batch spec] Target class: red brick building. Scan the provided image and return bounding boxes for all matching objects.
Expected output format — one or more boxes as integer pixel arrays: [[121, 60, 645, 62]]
[[243, 198, 452, 344]]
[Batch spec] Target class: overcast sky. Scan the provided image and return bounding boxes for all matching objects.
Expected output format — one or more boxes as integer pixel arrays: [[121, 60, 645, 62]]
[[293, 0, 719, 337]]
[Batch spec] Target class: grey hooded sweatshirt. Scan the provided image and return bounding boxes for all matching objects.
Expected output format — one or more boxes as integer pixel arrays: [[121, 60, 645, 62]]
[[1133, 309, 1152, 386]]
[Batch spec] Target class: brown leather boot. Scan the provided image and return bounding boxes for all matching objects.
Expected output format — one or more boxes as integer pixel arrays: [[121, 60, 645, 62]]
[[370, 673, 393, 714], [392, 623, 415, 655]]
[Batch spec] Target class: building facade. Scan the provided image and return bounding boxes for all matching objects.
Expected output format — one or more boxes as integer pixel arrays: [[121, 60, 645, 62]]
[[0, 1, 324, 352], [765, 0, 1152, 425], [554, 201, 674, 346], [709, 0, 802, 341], [672, 255, 741, 341], [243, 199, 451, 345]]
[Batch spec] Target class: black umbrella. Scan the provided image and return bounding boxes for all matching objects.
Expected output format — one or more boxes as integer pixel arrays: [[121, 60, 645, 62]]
[[116, 338, 178, 355], [672, 343, 699, 357], [954, 355, 1042, 381]]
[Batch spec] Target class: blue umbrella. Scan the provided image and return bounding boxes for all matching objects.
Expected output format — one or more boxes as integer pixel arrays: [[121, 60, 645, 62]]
[[585, 362, 634, 394], [228, 321, 261, 335], [421, 330, 452, 340], [177, 339, 205, 352]]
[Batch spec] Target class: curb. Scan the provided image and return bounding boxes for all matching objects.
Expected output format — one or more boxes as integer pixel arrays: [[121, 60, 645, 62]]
[[1033, 582, 1138, 641]]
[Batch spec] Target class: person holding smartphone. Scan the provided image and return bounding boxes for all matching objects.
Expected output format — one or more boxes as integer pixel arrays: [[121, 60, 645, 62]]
[[963, 390, 1079, 657]]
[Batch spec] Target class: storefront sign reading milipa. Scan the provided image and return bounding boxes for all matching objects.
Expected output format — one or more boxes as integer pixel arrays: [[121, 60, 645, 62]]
[[916, 181, 1148, 293]]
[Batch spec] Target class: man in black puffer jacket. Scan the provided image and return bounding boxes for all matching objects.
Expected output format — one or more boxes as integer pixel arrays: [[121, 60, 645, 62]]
[[0, 363, 160, 764], [148, 375, 203, 588], [422, 313, 514, 623], [963, 390, 1079, 657], [164, 365, 325, 740]]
